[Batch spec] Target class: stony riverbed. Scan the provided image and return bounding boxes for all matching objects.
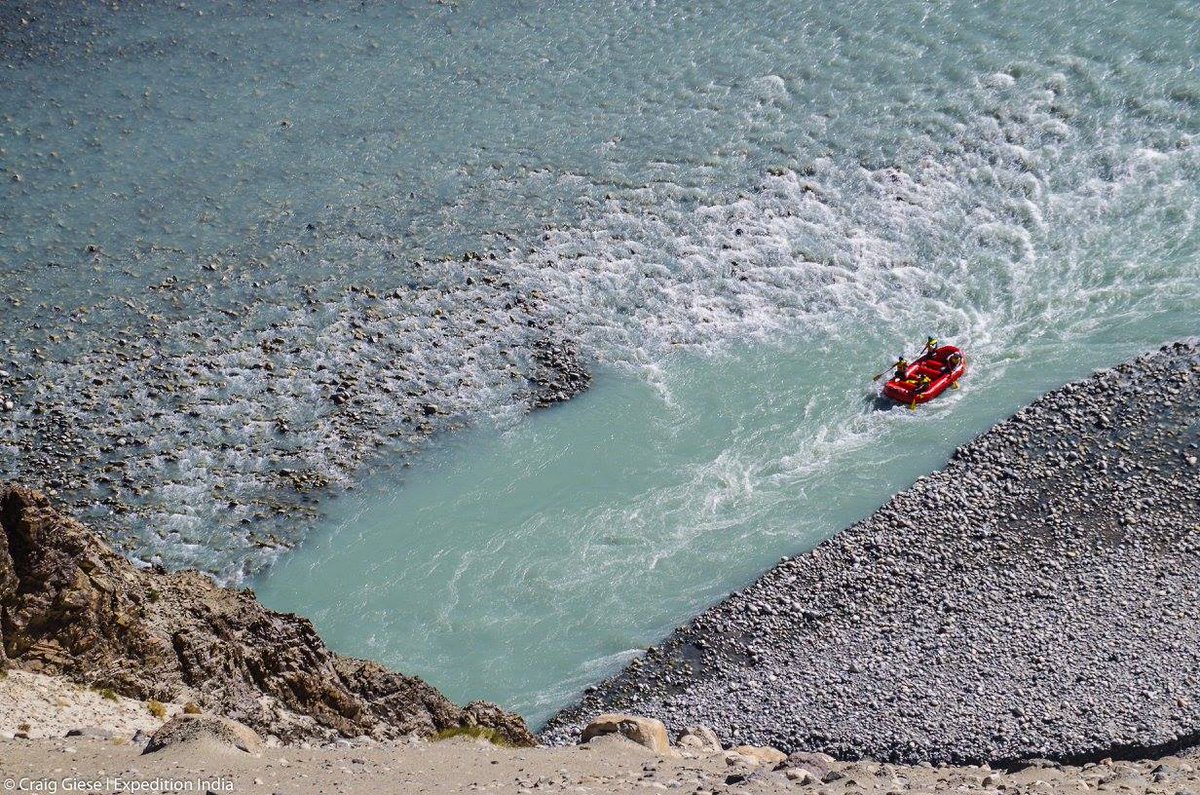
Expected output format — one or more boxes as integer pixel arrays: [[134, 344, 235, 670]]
[[0, 249, 590, 580], [544, 340, 1200, 766]]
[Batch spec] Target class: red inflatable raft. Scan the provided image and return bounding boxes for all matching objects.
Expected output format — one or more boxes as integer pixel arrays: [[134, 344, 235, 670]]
[[882, 345, 966, 406]]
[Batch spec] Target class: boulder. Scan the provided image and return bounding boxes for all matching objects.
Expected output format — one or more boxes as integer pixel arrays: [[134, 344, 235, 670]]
[[733, 744, 788, 766], [144, 715, 263, 755], [461, 701, 535, 745], [783, 767, 815, 784], [64, 727, 117, 740], [581, 714, 671, 754], [677, 724, 722, 753], [778, 750, 837, 777]]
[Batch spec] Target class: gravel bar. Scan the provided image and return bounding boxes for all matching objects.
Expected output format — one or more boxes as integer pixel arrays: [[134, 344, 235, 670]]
[[543, 340, 1200, 766]]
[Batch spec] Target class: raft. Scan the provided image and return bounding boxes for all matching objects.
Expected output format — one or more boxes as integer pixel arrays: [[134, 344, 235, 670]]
[[882, 345, 966, 405]]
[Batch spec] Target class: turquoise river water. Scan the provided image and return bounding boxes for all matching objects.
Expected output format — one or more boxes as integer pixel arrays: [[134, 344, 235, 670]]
[[2, 1, 1198, 725]]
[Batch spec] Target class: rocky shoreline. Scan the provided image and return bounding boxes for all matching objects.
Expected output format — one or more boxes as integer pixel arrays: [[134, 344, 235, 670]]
[[0, 485, 534, 747], [544, 340, 1200, 766]]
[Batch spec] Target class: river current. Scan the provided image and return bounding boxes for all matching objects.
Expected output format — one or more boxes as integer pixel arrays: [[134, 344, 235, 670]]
[[2, 1, 1198, 724]]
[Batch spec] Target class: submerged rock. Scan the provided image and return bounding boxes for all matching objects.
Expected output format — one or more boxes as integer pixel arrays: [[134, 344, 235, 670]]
[[0, 486, 535, 747]]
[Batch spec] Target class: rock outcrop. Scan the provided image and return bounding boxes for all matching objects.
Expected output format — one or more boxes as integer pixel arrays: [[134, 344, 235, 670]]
[[0, 486, 535, 746]]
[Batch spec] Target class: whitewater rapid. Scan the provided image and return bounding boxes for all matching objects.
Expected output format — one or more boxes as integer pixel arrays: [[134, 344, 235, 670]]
[[2, 0, 1198, 720]]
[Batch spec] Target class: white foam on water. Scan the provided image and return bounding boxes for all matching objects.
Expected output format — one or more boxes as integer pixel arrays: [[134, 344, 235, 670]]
[[27, 59, 1192, 580], [497, 70, 1197, 395], [4, 0, 1199, 722], [250, 55, 1198, 721]]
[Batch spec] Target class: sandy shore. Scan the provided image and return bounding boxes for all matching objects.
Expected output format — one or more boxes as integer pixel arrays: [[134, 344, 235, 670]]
[[545, 341, 1200, 764], [0, 671, 177, 740], [3, 733, 1198, 794]]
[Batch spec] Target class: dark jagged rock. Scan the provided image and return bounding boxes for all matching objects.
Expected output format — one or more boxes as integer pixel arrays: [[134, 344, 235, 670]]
[[528, 337, 592, 408], [544, 340, 1200, 766], [0, 486, 535, 747]]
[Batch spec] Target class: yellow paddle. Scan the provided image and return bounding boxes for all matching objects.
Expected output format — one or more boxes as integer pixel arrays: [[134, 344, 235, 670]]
[[872, 354, 914, 382]]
